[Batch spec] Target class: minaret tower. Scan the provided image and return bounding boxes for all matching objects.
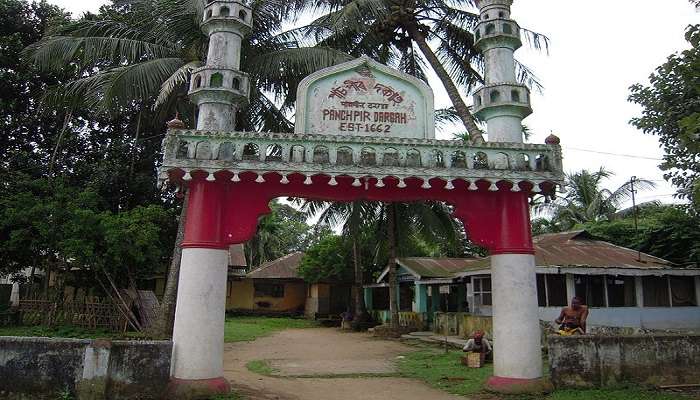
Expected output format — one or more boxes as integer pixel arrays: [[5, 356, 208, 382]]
[[472, 0, 531, 143], [167, 2, 252, 398], [189, 0, 252, 131], [472, 1, 548, 394]]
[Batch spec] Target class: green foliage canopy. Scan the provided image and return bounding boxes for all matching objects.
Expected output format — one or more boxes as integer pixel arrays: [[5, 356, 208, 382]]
[[580, 204, 700, 267], [629, 24, 700, 208], [298, 235, 353, 283], [0, 177, 176, 282]]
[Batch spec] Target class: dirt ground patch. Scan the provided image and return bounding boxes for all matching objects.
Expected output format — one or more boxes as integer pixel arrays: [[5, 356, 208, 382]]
[[224, 328, 463, 400]]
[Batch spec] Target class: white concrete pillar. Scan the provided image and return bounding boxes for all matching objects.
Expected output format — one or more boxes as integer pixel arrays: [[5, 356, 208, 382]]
[[171, 248, 229, 380], [635, 276, 644, 308], [9, 282, 19, 307], [491, 254, 542, 380]]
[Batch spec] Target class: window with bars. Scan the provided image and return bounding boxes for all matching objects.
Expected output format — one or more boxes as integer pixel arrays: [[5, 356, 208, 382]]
[[472, 276, 492, 306], [606, 276, 636, 307], [643, 276, 697, 307], [575, 275, 606, 307], [536, 274, 568, 307]]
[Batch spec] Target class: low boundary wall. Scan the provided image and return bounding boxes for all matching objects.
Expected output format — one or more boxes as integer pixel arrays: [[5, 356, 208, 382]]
[[548, 335, 700, 388], [433, 312, 493, 338], [0, 337, 172, 399]]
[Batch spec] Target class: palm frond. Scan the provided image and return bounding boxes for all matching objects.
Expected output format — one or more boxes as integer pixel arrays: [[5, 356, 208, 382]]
[[155, 60, 202, 108], [25, 20, 179, 71], [246, 47, 352, 105]]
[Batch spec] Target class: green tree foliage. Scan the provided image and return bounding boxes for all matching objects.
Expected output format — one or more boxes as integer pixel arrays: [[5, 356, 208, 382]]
[[2, 0, 168, 212], [25, 0, 351, 131], [629, 24, 700, 208], [580, 204, 700, 267], [0, 0, 178, 293], [246, 201, 332, 268], [1, 0, 70, 174], [298, 235, 352, 283], [0, 177, 176, 284], [533, 168, 655, 232]]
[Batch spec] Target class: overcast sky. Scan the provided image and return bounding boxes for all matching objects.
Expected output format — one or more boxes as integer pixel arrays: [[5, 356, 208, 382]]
[[48, 0, 699, 207]]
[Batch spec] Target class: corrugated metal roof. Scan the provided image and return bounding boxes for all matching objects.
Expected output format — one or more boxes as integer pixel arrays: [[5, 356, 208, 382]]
[[229, 244, 247, 267], [450, 231, 679, 271], [246, 252, 304, 280], [380, 231, 685, 282], [397, 257, 485, 279], [531, 230, 673, 269]]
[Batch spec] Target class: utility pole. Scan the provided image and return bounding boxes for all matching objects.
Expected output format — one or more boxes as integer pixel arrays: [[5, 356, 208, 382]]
[[631, 176, 641, 261]]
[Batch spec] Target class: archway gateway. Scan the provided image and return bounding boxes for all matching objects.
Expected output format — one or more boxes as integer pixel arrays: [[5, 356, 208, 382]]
[[161, 0, 563, 397]]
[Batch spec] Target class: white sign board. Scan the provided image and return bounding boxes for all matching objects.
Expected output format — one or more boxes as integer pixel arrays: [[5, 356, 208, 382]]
[[439, 285, 451, 294], [295, 57, 435, 139]]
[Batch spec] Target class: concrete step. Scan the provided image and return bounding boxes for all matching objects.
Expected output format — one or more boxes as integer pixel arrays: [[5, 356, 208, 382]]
[[400, 334, 467, 349], [407, 331, 434, 337]]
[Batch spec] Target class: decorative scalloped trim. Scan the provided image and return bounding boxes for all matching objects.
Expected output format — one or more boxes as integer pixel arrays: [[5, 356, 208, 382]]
[[166, 167, 559, 194]]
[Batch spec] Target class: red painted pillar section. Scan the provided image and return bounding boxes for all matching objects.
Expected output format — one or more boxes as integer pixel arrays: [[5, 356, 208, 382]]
[[453, 189, 548, 394], [168, 178, 230, 399], [491, 191, 534, 254], [451, 189, 534, 254], [182, 179, 226, 249]]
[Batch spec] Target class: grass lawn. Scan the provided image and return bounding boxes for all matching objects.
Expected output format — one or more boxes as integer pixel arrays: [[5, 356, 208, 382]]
[[0, 316, 318, 342], [223, 316, 319, 343], [397, 348, 686, 400], [209, 392, 245, 400], [245, 359, 278, 376]]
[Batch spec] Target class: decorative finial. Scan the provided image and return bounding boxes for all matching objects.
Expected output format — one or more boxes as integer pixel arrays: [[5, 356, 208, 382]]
[[166, 112, 186, 129], [545, 133, 561, 145]]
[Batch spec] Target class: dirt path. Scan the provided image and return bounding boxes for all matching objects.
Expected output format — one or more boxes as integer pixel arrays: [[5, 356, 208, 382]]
[[224, 328, 464, 400]]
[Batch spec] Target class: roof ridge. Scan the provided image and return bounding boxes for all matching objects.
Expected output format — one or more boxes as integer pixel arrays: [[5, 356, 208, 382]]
[[248, 251, 303, 273]]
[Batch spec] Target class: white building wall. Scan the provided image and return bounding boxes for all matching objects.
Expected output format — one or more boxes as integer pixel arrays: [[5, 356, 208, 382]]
[[470, 272, 700, 330], [539, 307, 700, 330]]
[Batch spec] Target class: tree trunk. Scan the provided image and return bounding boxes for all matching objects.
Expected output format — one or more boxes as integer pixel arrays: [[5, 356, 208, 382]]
[[48, 111, 73, 177], [407, 25, 484, 141], [387, 203, 399, 330], [352, 238, 367, 322], [150, 190, 189, 337], [129, 111, 142, 179]]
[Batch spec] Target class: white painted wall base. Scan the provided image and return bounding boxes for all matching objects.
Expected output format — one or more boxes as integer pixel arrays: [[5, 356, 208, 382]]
[[538, 306, 700, 330], [171, 248, 229, 380], [491, 254, 542, 379]]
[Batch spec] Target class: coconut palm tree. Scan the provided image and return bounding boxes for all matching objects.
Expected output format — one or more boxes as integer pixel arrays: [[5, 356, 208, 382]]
[[378, 201, 461, 328], [24, 0, 352, 335], [301, 199, 462, 329], [535, 168, 657, 232], [296, 0, 548, 140], [25, 0, 351, 130]]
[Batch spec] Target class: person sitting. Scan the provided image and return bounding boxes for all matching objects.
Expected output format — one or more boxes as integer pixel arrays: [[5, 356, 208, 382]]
[[555, 296, 589, 335], [462, 330, 492, 360]]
